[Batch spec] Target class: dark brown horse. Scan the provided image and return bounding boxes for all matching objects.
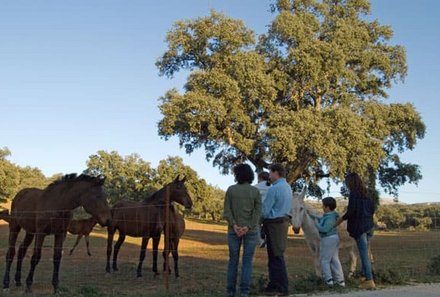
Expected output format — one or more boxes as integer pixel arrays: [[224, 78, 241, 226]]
[[158, 206, 185, 278], [3, 174, 111, 294], [106, 176, 192, 277], [68, 217, 98, 256]]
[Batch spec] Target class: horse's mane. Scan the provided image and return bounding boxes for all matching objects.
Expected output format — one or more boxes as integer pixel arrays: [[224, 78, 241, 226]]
[[142, 187, 165, 205], [47, 173, 104, 189]]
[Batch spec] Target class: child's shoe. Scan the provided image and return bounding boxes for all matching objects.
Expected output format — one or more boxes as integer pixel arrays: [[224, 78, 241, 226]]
[[325, 279, 334, 288], [336, 281, 346, 287]]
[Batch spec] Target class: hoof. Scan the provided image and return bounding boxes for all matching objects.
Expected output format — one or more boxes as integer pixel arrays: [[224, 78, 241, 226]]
[[88, 253, 92, 257], [16, 282, 22, 287]]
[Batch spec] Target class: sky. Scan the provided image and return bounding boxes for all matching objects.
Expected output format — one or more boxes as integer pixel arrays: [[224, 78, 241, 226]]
[[1, 0, 439, 204]]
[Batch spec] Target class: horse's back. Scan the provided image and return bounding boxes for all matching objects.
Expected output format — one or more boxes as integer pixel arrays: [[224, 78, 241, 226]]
[[111, 200, 160, 237]]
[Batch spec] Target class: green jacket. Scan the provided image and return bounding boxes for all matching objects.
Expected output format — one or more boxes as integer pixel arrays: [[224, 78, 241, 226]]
[[223, 183, 262, 233]]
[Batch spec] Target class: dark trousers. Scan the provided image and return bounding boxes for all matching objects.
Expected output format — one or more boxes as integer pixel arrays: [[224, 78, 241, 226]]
[[265, 226, 289, 293]]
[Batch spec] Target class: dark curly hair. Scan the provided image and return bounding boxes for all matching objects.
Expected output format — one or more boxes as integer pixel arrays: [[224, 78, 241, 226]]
[[233, 164, 255, 184]]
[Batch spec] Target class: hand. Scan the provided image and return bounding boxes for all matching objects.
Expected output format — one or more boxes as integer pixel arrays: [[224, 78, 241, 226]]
[[239, 226, 249, 237], [233, 224, 242, 236], [335, 217, 343, 227]]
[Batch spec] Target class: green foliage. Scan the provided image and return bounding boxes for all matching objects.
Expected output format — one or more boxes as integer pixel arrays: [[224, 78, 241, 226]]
[[84, 150, 156, 203], [0, 147, 59, 202], [374, 268, 407, 285], [84, 151, 225, 220], [156, 0, 425, 198], [375, 204, 440, 231], [427, 255, 440, 275]]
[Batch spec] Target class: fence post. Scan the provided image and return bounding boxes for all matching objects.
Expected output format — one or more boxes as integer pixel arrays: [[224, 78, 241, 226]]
[[164, 186, 170, 291]]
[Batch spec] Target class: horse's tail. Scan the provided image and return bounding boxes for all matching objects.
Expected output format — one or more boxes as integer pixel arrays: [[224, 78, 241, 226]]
[[0, 209, 10, 223]]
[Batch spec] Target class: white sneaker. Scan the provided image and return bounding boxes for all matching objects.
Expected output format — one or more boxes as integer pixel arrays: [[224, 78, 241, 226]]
[[326, 279, 334, 287], [336, 281, 346, 287]]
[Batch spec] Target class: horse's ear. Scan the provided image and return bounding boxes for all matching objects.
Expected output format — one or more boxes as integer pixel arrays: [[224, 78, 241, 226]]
[[174, 176, 180, 183], [180, 176, 187, 183]]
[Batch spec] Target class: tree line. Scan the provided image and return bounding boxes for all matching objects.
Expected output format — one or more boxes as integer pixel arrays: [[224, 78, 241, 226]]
[[0, 148, 225, 221]]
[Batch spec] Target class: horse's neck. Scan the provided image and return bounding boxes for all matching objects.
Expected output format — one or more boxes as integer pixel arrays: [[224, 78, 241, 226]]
[[43, 183, 84, 211], [301, 209, 321, 247], [145, 187, 166, 206]]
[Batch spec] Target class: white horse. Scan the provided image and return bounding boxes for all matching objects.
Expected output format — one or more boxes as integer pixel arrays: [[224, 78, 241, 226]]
[[290, 189, 360, 278]]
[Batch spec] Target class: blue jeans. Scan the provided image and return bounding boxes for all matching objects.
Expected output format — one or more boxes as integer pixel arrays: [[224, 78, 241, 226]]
[[227, 231, 258, 296], [356, 230, 373, 280]]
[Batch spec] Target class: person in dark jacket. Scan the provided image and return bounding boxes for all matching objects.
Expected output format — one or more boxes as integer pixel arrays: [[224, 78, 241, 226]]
[[336, 173, 376, 290]]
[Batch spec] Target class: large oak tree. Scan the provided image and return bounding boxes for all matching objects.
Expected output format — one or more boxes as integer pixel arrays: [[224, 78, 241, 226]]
[[156, 0, 425, 197]]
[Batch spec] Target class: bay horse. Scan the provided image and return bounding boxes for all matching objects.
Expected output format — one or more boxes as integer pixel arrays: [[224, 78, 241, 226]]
[[3, 174, 111, 294], [291, 188, 372, 278], [68, 217, 98, 256], [106, 176, 193, 277]]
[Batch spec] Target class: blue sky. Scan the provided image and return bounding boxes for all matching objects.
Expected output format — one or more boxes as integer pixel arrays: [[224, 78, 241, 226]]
[[1, 0, 439, 203]]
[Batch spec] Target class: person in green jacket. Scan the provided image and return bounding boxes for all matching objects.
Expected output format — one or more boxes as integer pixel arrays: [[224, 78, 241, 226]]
[[224, 164, 262, 297], [309, 197, 345, 287]]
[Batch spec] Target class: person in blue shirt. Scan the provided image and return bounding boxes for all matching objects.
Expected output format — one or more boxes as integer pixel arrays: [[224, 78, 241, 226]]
[[262, 164, 292, 296], [309, 197, 345, 287]]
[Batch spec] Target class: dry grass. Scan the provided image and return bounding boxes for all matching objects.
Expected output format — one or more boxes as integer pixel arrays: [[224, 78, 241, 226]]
[[0, 219, 439, 296]]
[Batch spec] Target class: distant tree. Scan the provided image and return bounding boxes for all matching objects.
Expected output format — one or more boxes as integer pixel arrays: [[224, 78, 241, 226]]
[[156, 0, 425, 198], [16, 166, 48, 192], [84, 151, 225, 220], [154, 156, 225, 219], [0, 147, 19, 202], [84, 150, 156, 203], [375, 205, 405, 229]]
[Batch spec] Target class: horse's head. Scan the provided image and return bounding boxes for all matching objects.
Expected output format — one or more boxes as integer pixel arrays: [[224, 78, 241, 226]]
[[167, 176, 193, 210], [291, 187, 307, 234], [77, 175, 112, 227]]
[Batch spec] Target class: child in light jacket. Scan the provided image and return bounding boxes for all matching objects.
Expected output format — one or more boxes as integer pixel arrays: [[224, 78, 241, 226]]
[[309, 197, 345, 287]]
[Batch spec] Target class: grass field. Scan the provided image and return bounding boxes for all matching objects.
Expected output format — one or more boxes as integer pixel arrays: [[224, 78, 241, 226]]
[[0, 219, 439, 297]]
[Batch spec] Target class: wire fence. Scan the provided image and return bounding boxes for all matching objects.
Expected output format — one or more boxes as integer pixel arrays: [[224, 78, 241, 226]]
[[1, 208, 440, 296]]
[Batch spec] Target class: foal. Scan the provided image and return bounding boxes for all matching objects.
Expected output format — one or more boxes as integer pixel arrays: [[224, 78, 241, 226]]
[[68, 217, 98, 256]]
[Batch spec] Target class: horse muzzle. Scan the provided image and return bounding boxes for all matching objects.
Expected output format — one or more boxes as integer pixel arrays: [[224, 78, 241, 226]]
[[292, 227, 301, 234]]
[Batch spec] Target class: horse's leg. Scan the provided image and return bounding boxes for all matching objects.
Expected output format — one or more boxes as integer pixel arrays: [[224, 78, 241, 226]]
[[69, 235, 83, 256], [314, 250, 321, 277], [368, 245, 374, 264], [152, 235, 160, 276], [136, 237, 149, 278], [25, 233, 46, 294], [106, 227, 115, 273], [15, 232, 34, 287], [162, 235, 171, 274], [348, 245, 357, 278], [85, 235, 91, 256], [172, 238, 180, 278], [3, 225, 21, 290], [112, 233, 125, 271], [52, 233, 66, 294]]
